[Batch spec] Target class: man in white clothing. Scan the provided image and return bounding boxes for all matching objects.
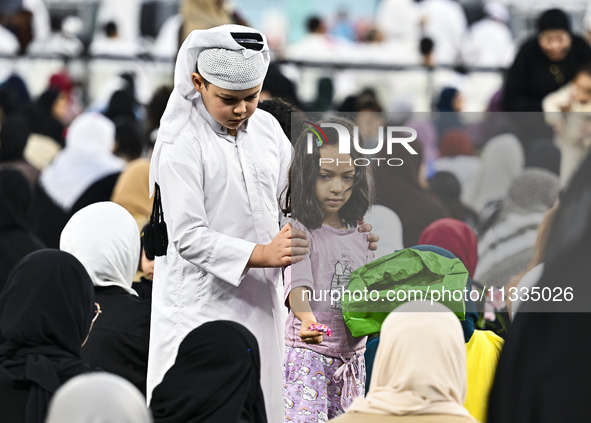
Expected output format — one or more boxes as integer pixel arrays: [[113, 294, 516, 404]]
[[462, 3, 515, 68]]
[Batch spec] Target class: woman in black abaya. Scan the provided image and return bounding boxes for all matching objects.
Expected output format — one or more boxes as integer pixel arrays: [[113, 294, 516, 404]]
[[150, 321, 267, 423], [0, 168, 45, 294], [503, 8, 591, 112], [0, 249, 95, 423]]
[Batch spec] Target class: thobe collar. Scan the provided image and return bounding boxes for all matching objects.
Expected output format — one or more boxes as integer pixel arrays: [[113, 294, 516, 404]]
[[195, 95, 249, 140]]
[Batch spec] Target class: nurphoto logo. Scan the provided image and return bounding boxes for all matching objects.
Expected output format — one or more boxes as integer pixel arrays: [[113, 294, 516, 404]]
[[304, 121, 418, 167]]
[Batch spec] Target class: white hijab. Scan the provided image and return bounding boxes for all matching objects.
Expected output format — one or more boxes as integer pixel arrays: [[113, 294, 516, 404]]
[[46, 373, 152, 423], [40, 112, 125, 211], [347, 301, 473, 419], [464, 133, 524, 213], [364, 205, 404, 258], [60, 201, 140, 295], [149, 24, 270, 197]]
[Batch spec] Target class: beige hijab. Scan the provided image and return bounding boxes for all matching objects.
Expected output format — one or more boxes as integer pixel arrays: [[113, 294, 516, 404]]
[[348, 301, 473, 419], [111, 158, 151, 228]]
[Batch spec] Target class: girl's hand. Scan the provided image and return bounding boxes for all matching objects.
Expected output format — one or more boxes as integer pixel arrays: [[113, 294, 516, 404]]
[[300, 318, 323, 344], [358, 220, 379, 252]]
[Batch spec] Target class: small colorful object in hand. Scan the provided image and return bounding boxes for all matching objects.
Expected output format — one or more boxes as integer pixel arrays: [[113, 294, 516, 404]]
[[309, 323, 332, 337]]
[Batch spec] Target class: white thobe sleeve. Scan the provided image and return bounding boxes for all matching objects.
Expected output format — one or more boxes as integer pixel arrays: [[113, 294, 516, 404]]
[[158, 136, 256, 287]]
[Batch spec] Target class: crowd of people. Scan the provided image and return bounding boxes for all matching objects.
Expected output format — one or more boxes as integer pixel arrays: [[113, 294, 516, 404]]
[[0, 2, 590, 423]]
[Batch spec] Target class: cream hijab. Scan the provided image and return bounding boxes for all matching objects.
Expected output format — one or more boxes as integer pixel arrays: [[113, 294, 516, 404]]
[[46, 373, 152, 423], [60, 201, 140, 295], [348, 301, 473, 418]]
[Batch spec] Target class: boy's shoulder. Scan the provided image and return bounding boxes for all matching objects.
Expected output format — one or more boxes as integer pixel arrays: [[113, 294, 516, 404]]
[[250, 108, 287, 138]]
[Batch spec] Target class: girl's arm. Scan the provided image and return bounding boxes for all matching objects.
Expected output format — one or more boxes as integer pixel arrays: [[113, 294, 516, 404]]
[[289, 287, 323, 344]]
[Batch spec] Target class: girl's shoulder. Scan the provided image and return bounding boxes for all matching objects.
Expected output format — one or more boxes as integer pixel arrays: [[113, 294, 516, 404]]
[[291, 219, 314, 238]]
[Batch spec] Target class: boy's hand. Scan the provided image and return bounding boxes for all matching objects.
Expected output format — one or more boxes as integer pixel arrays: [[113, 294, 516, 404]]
[[300, 317, 323, 344], [358, 221, 379, 252], [247, 223, 309, 268]]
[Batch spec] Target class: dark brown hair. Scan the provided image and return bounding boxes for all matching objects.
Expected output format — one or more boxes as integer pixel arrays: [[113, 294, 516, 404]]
[[282, 116, 374, 230]]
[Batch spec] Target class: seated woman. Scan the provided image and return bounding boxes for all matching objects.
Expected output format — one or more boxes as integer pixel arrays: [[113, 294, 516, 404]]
[[0, 250, 95, 423], [60, 201, 150, 395], [333, 301, 475, 423], [32, 113, 124, 247], [0, 169, 45, 294], [150, 321, 267, 423]]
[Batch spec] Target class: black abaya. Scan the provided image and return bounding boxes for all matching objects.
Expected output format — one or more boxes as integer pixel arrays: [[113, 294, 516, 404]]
[[150, 321, 267, 423], [81, 285, 150, 395], [0, 169, 45, 293], [0, 250, 94, 423]]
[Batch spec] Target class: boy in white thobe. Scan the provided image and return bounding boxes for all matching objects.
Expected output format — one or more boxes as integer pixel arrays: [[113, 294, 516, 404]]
[[147, 26, 303, 422]]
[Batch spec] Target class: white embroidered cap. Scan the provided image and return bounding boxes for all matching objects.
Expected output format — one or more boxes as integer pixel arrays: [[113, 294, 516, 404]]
[[197, 48, 266, 90]]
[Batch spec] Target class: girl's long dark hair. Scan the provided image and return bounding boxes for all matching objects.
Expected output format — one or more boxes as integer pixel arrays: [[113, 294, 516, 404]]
[[282, 116, 374, 230]]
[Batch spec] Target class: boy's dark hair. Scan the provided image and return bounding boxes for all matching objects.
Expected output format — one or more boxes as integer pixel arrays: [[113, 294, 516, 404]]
[[193, 69, 210, 89], [282, 116, 374, 230], [105, 21, 117, 37]]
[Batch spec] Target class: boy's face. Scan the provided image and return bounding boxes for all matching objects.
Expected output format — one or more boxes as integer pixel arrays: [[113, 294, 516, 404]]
[[192, 73, 261, 136]]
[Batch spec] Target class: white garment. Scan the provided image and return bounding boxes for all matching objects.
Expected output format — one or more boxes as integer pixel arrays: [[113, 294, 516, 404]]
[[40, 112, 124, 211], [151, 25, 271, 148], [89, 36, 142, 57], [363, 205, 404, 259], [22, 0, 50, 41], [434, 155, 482, 204], [0, 25, 19, 55], [464, 133, 524, 213], [147, 100, 290, 423], [151, 14, 183, 60], [95, 0, 141, 46], [511, 263, 544, 318], [375, 0, 420, 44], [462, 18, 515, 68], [285, 33, 354, 63], [60, 201, 140, 296], [46, 373, 152, 423], [419, 0, 468, 65], [147, 25, 289, 423], [27, 33, 83, 57]]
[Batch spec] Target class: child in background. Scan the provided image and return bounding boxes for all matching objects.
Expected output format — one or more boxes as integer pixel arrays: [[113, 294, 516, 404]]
[[283, 118, 374, 422], [132, 224, 154, 300], [543, 64, 591, 185]]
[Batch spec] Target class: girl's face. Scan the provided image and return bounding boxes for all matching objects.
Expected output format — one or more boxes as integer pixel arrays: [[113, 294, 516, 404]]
[[315, 145, 355, 226]]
